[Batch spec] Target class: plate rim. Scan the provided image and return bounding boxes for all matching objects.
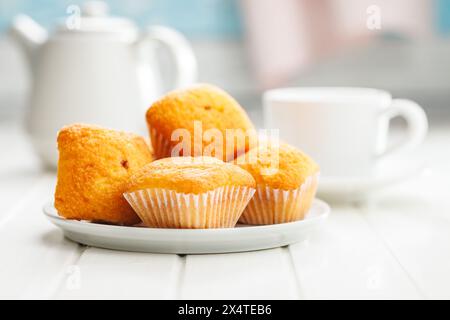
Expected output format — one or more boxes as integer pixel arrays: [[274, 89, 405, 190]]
[[43, 198, 330, 235]]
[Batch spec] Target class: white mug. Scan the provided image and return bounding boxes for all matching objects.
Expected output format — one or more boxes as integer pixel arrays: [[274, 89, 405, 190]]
[[263, 87, 428, 178]]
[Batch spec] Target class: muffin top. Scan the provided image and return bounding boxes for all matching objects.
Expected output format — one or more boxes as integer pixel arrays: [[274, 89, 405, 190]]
[[146, 84, 254, 135], [57, 123, 153, 169], [58, 123, 152, 161], [146, 84, 255, 161], [235, 143, 319, 190], [59, 123, 145, 146], [126, 156, 256, 194]]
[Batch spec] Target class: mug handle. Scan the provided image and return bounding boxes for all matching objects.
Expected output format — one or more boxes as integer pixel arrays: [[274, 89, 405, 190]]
[[377, 99, 428, 158], [137, 25, 198, 90]]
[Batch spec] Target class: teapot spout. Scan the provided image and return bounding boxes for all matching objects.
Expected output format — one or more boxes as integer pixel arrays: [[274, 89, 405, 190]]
[[9, 15, 47, 73]]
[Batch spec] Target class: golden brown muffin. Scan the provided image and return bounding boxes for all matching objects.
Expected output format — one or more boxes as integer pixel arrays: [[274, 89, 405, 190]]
[[146, 84, 255, 162], [235, 143, 319, 225], [127, 156, 255, 194], [123, 156, 256, 228], [55, 124, 153, 225]]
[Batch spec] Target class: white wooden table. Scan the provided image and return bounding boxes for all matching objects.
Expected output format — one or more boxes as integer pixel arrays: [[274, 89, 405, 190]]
[[1, 121, 449, 300]]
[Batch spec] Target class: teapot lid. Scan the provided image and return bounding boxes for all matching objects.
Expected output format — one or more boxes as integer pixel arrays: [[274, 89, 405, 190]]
[[56, 1, 138, 40]]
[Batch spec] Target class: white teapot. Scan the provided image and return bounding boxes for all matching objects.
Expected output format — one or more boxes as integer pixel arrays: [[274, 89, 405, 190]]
[[9, 1, 197, 167]]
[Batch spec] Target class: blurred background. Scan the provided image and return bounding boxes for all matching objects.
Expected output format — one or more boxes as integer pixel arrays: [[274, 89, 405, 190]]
[[0, 0, 450, 127]]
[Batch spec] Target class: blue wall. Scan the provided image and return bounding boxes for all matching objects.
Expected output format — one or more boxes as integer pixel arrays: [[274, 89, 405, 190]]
[[437, 0, 450, 34], [2, 0, 449, 38], [0, 0, 243, 38]]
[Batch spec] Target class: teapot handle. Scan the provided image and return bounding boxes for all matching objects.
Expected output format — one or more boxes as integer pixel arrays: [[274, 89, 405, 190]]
[[136, 26, 197, 94]]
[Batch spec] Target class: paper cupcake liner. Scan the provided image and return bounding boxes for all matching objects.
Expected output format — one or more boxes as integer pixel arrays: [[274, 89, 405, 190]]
[[149, 128, 247, 161], [149, 128, 172, 159], [123, 186, 255, 229], [239, 174, 319, 225]]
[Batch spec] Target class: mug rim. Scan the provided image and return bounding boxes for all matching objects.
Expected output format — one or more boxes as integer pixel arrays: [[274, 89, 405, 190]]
[[263, 87, 392, 105]]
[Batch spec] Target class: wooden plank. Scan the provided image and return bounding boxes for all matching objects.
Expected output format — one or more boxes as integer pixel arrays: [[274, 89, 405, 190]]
[[54, 248, 183, 300], [289, 206, 422, 299], [358, 128, 450, 299], [0, 123, 42, 217], [0, 171, 43, 216], [181, 248, 300, 299], [0, 174, 82, 299], [362, 184, 450, 299]]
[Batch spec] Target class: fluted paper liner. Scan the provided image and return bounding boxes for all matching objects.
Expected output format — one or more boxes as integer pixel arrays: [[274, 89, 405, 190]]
[[239, 174, 319, 225], [149, 127, 247, 161], [124, 186, 255, 229]]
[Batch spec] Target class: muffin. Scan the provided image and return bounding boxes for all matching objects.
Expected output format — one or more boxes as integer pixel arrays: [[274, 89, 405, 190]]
[[146, 84, 255, 162], [123, 156, 256, 229], [235, 142, 319, 224], [55, 124, 153, 225]]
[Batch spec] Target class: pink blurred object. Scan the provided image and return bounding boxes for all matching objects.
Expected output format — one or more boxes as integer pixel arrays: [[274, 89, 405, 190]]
[[240, 0, 336, 88], [331, 0, 433, 38], [240, 0, 433, 89]]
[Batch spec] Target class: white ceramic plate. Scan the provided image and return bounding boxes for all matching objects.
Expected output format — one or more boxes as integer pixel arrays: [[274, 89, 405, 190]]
[[43, 199, 330, 254]]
